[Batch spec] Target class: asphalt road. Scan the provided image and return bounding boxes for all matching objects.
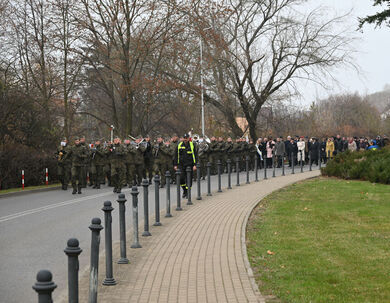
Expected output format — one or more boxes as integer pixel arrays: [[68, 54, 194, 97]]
[[0, 164, 320, 303]]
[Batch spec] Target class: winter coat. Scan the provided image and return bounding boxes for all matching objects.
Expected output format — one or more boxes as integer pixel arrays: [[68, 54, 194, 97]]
[[326, 141, 335, 158]]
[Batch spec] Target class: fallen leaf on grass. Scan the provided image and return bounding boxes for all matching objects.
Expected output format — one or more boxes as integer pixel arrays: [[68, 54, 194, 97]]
[[267, 250, 275, 255]]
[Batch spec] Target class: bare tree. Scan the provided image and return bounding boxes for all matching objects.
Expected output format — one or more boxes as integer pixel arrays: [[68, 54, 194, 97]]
[[167, 0, 356, 139]]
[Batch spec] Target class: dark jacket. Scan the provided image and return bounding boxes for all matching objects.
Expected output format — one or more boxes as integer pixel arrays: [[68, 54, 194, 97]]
[[174, 141, 198, 167]]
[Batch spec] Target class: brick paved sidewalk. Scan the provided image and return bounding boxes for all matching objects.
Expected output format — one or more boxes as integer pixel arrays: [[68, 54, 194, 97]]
[[73, 170, 320, 303]]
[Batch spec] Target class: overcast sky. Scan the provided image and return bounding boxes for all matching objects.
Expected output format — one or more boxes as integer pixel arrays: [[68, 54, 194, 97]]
[[296, 0, 390, 105]]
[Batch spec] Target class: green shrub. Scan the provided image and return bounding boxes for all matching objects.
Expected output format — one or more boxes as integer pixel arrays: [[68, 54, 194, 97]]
[[322, 147, 390, 185]]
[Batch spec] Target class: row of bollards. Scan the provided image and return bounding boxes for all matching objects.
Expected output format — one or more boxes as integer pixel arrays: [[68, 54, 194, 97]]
[[33, 155, 321, 302]]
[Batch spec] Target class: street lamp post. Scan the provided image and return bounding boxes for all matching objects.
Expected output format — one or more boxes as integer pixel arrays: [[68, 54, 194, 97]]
[[199, 26, 211, 138], [199, 37, 205, 138]]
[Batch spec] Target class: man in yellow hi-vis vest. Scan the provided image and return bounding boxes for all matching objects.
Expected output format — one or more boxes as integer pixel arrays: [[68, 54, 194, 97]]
[[174, 133, 198, 198]]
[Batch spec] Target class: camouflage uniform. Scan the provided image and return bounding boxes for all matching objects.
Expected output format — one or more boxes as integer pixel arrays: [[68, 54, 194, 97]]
[[109, 142, 126, 192], [216, 140, 227, 173], [80, 140, 89, 188], [134, 142, 146, 185], [90, 143, 105, 188], [64, 142, 88, 194], [56, 143, 71, 190], [208, 139, 219, 174], [169, 139, 179, 182], [232, 140, 243, 172], [198, 141, 209, 180], [124, 142, 136, 187], [143, 140, 153, 183], [248, 142, 257, 170], [103, 143, 112, 186], [152, 141, 171, 187]]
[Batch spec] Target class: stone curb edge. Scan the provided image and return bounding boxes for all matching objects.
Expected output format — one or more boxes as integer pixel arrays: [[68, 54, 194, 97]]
[[0, 185, 62, 199]]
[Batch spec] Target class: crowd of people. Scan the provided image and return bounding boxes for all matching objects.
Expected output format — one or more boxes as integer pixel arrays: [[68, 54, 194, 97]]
[[56, 133, 388, 195]]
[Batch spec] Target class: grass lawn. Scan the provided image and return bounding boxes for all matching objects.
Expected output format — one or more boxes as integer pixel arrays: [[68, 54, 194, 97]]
[[0, 183, 60, 195], [247, 177, 390, 303]]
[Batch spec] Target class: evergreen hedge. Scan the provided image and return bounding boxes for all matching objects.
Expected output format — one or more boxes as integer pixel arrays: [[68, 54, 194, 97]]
[[321, 147, 390, 184]]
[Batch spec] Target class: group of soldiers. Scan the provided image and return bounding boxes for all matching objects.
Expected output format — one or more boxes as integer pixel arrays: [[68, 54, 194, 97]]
[[56, 134, 259, 195]]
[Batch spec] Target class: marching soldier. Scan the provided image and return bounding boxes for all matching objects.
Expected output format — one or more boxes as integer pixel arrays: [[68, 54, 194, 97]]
[[225, 137, 234, 171], [208, 136, 219, 174], [248, 139, 257, 170], [109, 136, 126, 193], [79, 135, 89, 188], [90, 139, 105, 189], [64, 137, 88, 194], [217, 137, 228, 172], [103, 140, 112, 186], [153, 136, 170, 187], [56, 138, 71, 190], [174, 133, 198, 198], [134, 137, 146, 185], [232, 138, 243, 171], [169, 135, 179, 181], [198, 136, 209, 180], [124, 138, 136, 187], [143, 135, 153, 184]]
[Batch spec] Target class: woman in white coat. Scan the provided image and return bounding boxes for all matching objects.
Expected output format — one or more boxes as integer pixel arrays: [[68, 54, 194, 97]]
[[297, 137, 305, 165]]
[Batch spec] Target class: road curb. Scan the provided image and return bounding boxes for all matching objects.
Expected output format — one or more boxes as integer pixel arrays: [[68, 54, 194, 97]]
[[0, 185, 62, 199]]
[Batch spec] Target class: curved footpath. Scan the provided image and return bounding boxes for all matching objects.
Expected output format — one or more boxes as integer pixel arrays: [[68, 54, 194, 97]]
[[70, 170, 320, 303]]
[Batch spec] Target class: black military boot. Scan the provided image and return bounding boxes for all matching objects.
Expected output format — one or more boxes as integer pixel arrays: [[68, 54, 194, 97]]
[[113, 187, 117, 193], [77, 185, 82, 194], [182, 188, 187, 198], [116, 188, 121, 193], [96, 184, 100, 189], [72, 187, 77, 194]]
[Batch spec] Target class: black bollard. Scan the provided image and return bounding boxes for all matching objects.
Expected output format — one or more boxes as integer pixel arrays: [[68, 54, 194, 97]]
[[176, 169, 182, 210], [141, 179, 151, 236], [300, 150, 303, 173], [64, 238, 82, 303], [186, 166, 193, 205], [102, 201, 116, 286], [263, 156, 268, 180], [165, 171, 173, 217], [217, 160, 222, 192], [227, 159, 232, 189], [292, 152, 295, 174], [154, 175, 162, 226], [117, 194, 129, 263], [207, 162, 212, 196], [272, 154, 276, 178], [245, 156, 250, 184], [255, 156, 259, 182], [196, 163, 202, 200], [236, 157, 240, 186], [130, 186, 142, 248], [32, 270, 57, 303], [309, 151, 312, 171], [88, 218, 103, 303]]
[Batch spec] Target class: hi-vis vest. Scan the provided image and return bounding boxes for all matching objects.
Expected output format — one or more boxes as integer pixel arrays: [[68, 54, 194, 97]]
[[177, 141, 196, 164]]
